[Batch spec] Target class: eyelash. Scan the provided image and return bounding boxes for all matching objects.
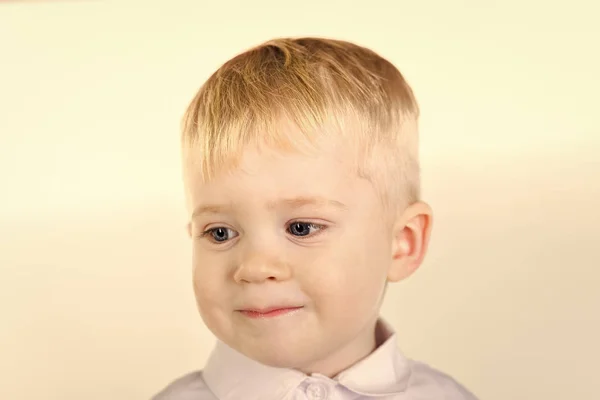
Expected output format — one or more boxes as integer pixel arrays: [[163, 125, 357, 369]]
[[199, 221, 327, 244]]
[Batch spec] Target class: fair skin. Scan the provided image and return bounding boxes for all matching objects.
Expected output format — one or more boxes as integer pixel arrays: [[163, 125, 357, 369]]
[[185, 133, 432, 378]]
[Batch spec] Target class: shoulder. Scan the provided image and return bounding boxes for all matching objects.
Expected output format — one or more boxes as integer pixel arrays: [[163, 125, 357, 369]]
[[151, 370, 216, 400], [406, 359, 479, 400]]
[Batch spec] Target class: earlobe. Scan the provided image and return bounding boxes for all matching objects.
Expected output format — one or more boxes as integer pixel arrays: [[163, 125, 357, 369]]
[[387, 201, 433, 282]]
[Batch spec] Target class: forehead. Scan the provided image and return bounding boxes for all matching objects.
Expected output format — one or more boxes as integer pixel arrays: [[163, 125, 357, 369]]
[[185, 140, 367, 211]]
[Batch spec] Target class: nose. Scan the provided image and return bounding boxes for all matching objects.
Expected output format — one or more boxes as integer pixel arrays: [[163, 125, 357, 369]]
[[233, 248, 292, 284]]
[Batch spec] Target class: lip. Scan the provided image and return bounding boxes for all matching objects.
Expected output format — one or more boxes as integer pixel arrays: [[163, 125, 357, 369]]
[[238, 306, 304, 319]]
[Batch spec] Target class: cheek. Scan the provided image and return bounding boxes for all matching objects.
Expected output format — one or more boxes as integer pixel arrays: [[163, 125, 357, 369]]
[[301, 231, 390, 307], [340, 247, 388, 302], [192, 249, 228, 308]]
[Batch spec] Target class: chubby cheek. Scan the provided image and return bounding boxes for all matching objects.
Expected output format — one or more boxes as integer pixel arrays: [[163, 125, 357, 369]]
[[191, 251, 229, 320], [303, 233, 389, 323]]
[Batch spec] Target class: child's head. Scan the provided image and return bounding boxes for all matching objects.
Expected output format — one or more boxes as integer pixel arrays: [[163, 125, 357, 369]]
[[181, 37, 432, 376]]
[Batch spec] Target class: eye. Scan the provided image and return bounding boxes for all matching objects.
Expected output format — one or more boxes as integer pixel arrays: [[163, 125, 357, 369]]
[[201, 227, 238, 243], [287, 221, 325, 238]]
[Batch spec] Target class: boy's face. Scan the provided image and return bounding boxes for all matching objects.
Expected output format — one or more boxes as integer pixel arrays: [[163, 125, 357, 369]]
[[185, 131, 430, 375]]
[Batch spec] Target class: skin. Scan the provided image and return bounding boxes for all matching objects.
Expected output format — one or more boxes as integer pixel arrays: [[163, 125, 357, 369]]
[[184, 132, 432, 378]]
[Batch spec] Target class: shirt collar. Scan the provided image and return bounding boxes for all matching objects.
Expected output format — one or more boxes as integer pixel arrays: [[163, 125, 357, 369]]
[[202, 318, 412, 400], [334, 319, 412, 396]]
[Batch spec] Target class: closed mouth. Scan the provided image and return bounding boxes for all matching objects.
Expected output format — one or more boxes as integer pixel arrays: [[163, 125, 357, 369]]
[[238, 306, 304, 319]]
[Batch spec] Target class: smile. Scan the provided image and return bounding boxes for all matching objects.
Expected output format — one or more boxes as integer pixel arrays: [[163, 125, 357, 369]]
[[238, 306, 304, 319]]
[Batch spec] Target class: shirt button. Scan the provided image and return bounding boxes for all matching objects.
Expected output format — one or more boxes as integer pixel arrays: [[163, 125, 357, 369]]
[[306, 382, 328, 400]]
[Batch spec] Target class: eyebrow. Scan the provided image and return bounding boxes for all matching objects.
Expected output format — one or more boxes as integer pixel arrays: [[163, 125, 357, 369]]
[[191, 196, 348, 218]]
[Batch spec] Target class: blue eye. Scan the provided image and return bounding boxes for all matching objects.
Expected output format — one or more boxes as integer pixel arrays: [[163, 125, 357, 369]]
[[287, 222, 324, 237], [201, 222, 326, 244], [203, 227, 237, 243]]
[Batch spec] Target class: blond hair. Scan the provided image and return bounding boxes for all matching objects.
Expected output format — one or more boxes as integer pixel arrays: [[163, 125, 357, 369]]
[[182, 37, 420, 215]]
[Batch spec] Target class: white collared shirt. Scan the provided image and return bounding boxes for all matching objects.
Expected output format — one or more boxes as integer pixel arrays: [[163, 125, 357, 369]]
[[152, 319, 478, 400]]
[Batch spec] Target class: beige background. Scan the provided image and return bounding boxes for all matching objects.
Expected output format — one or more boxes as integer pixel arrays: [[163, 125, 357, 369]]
[[1, 1, 598, 399]]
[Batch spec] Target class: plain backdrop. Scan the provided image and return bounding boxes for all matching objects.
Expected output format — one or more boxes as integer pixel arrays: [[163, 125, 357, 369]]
[[1, 1, 598, 399]]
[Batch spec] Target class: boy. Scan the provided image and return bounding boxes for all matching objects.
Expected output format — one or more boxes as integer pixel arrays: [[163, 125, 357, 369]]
[[153, 37, 478, 400]]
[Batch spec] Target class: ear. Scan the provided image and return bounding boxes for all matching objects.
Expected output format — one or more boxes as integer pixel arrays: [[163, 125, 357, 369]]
[[387, 201, 433, 282]]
